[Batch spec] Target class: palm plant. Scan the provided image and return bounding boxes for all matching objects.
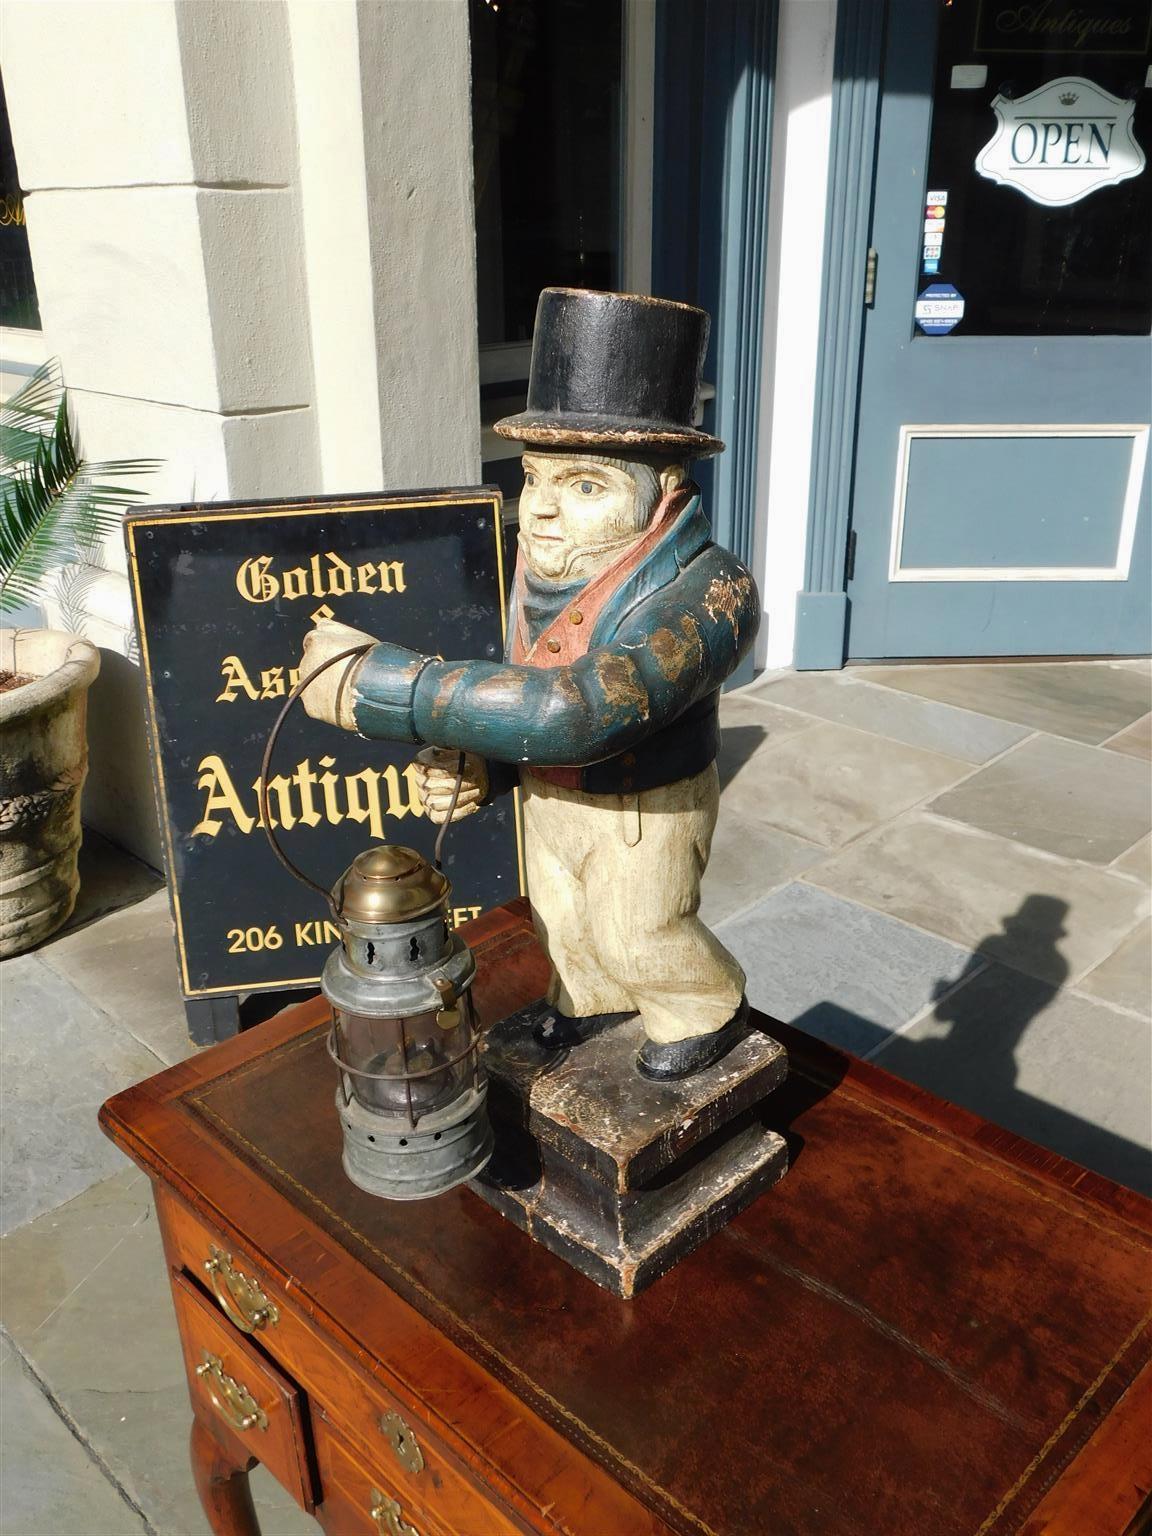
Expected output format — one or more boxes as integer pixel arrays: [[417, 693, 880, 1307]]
[[0, 360, 158, 617]]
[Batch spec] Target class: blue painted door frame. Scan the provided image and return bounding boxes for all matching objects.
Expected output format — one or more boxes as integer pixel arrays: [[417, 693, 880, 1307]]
[[796, 0, 1152, 667], [652, 0, 778, 610]]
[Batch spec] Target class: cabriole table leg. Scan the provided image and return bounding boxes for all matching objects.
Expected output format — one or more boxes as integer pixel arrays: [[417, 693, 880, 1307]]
[[190, 1414, 261, 1536]]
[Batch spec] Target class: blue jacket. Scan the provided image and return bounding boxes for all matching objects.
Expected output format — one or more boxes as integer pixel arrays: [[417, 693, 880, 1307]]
[[353, 492, 759, 794]]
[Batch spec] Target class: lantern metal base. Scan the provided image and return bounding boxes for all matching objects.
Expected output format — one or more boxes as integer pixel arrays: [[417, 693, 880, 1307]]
[[336, 1083, 494, 1202]]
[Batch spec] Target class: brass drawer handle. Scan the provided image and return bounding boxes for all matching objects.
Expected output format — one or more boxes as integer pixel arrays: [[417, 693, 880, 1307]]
[[195, 1352, 269, 1434], [370, 1490, 420, 1536], [380, 1410, 424, 1475], [203, 1245, 279, 1334]]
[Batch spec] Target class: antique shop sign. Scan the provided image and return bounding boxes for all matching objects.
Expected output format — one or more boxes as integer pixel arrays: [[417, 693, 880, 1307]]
[[975, 77, 1145, 206], [975, 2, 1152, 56], [126, 490, 523, 998]]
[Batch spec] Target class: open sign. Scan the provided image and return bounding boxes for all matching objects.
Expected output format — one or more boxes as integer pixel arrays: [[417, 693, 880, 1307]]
[[976, 77, 1145, 208]]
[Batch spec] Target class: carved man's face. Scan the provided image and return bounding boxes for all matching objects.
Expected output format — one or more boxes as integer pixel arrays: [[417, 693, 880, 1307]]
[[518, 452, 684, 582]]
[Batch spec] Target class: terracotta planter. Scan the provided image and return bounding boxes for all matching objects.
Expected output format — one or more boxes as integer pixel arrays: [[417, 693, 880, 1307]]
[[0, 628, 100, 957]]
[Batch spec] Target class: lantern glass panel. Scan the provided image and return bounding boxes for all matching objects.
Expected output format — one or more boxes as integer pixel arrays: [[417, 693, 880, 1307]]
[[335, 992, 477, 1119]]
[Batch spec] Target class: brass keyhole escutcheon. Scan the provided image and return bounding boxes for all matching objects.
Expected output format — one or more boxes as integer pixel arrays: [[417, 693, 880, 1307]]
[[370, 1489, 420, 1536], [203, 1245, 279, 1334], [195, 1352, 268, 1434], [380, 1410, 424, 1475]]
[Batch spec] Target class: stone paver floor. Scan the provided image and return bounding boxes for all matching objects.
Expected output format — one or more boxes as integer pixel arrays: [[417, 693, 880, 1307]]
[[1, 658, 1149, 1533]]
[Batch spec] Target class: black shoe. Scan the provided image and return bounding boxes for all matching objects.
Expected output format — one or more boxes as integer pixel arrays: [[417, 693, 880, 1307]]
[[635, 998, 750, 1081], [532, 1009, 637, 1051]]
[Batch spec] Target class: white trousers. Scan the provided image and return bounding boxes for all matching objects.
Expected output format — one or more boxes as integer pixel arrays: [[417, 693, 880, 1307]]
[[520, 764, 746, 1045]]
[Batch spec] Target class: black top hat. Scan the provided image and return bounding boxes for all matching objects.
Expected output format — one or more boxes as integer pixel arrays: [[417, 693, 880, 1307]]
[[494, 288, 724, 459]]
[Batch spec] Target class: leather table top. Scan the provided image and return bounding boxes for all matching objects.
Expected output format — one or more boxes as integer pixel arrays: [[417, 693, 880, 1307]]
[[173, 907, 1152, 1536]]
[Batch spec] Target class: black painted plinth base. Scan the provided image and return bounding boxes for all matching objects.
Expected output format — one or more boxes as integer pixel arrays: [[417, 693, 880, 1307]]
[[470, 999, 789, 1298]]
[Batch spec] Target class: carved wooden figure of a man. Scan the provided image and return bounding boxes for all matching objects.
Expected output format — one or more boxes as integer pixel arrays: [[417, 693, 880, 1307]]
[[300, 289, 760, 1080]]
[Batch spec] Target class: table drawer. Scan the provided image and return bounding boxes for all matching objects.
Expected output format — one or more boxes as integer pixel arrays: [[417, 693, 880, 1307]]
[[319, 1403, 528, 1536], [315, 1416, 521, 1536], [160, 1194, 526, 1533], [171, 1270, 317, 1512]]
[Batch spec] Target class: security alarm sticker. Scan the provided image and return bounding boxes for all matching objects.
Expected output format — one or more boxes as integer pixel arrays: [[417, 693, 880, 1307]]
[[915, 283, 965, 335]]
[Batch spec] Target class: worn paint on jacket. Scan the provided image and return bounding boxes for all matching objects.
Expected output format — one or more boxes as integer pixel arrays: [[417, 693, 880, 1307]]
[[353, 491, 759, 794]]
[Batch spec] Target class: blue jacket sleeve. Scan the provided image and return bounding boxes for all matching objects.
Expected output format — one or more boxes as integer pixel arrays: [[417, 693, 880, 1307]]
[[352, 549, 759, 766]]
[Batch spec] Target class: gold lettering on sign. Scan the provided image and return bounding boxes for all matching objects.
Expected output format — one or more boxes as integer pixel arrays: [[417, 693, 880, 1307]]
[[190, 754, 425, 839], [216, 655, 304, 703], [235, 553, 406, 604]]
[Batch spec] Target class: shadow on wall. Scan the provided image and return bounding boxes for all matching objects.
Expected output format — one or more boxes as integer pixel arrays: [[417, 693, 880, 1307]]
[[793, 896, 1152, 1198]]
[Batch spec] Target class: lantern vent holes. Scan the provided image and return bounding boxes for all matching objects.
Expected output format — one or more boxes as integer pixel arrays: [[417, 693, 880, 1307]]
[[409, 936, 420, 961], [365, 942, 375, 966], [399, 1138, 409, 1147]]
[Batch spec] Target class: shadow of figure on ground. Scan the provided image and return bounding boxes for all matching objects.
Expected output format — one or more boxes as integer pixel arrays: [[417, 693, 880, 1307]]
[[789, 893, 1150, 1197], [878, 894, 1070, 1106]]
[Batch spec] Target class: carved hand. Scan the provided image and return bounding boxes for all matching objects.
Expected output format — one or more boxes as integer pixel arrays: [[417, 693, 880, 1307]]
[[298, 619, 378, 731], [412, 747, 489, 825]]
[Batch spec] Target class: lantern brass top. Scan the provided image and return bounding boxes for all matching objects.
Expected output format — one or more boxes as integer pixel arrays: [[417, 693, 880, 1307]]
[[335, 845, 449, 924]]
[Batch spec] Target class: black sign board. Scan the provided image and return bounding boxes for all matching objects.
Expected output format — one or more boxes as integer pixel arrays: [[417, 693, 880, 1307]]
[[126, 488, 523, 999]]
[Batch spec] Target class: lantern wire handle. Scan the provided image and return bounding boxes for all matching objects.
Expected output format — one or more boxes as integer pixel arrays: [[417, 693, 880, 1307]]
[[258, 643, 468, 919], [433, 752, 468, 872]]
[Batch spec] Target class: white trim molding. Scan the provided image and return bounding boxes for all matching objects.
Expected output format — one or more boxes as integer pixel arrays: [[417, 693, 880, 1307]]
[[0, 326, 48, 371], [621, 0, 656, 296], [887, 422, 1150, 584]]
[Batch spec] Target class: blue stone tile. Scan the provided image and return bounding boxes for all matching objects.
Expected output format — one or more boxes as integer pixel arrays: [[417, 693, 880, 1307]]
[[717, 882, 975, 1057]]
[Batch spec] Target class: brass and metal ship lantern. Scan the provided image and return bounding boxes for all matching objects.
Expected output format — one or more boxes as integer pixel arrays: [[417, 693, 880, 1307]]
[[322, 845, 493, 1200], [260, 647, 492, 1203]]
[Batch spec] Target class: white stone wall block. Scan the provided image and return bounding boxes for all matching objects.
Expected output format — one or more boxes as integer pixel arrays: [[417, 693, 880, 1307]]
[[357, 0, 481, 487], [196, 189, 314, 414], [221, 408, 322, 501], [22, 187, 222, 410], [174, 0, 298, 186], [65, 390, 235, 577], [83, 647, 164, 869], [286, 0, 385, 492], [1, 0, 194, 189]]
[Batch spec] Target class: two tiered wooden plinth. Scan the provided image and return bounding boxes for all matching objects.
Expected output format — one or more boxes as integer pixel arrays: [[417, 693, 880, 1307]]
[[473, 999, 788, 1296]]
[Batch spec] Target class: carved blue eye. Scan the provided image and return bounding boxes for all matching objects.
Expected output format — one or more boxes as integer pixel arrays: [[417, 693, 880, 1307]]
[[579, 481, 595, 495], [524, 473, 536, 486]]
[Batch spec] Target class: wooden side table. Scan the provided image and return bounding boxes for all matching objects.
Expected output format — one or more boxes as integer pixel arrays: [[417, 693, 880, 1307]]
[[100, 899, 1152, 1536]]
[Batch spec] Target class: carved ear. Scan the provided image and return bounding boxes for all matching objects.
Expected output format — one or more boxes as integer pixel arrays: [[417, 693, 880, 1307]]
[[658, 462, 686, 496]]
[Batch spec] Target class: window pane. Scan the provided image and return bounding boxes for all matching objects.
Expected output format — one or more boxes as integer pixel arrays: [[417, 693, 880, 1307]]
[[919, 0, 1152, 336], [0, 71, 40, 331], [470, 0, 622, 348]]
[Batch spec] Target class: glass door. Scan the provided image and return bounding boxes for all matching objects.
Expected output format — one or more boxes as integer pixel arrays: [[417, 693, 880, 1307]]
[[845, 0, 1152, 659]]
